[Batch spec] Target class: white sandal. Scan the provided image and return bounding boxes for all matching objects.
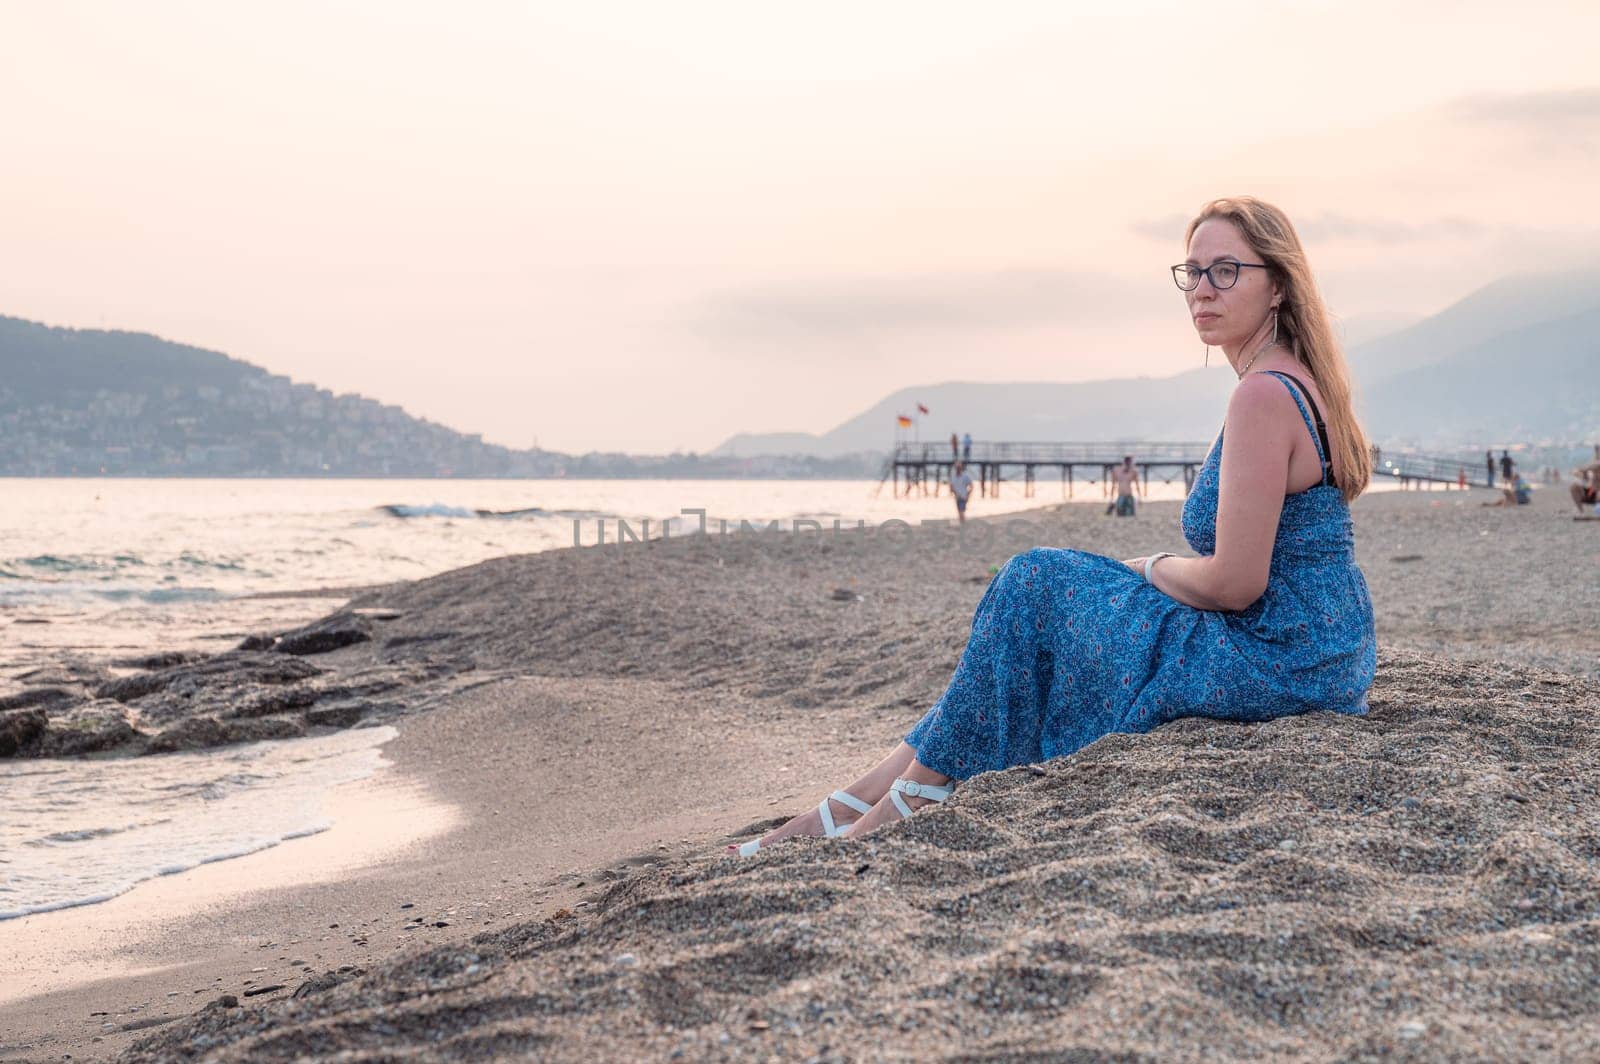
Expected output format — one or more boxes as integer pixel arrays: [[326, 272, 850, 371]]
[[736, 789, 874, 857], [886, 777, 956, 819]]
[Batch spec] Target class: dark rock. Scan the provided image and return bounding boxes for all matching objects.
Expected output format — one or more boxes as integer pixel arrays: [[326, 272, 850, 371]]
[[382, 632, 453, 649], [36, 701, 140, 757], [14, 663, 111, 689], [0, 687, 81, 712], [303, 701, 369, 728], [112, 650, 200, 670], [94, 671, 170, 703], [95, 653, 322, 706], [292, 967, 365, 999], [273, 615, 372, 656], [147, 716, 305, 753], [0, 708, 48, 756], [241, 983, 286, 997], [205, 994, 239, 1010], [308, 672, 406, 701], [224, 686, 320, 720], [236, 633, 277, 651]]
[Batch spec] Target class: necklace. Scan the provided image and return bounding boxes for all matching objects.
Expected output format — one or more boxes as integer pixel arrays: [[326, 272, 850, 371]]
[[1235, 336, 1277, 379]]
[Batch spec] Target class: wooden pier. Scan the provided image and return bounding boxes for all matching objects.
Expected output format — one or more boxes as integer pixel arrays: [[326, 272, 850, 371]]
[[881, 441, 1212, 499], [1374, 452, 1495, 489], [880, 442, 1504, 499]]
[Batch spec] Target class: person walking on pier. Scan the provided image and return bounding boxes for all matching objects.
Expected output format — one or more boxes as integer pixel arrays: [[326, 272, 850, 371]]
[[949, 460, 974, 524], [1106, 455, 1140, 516], [733, 196, 1375, 854], [950, 433, 960, 460], [1500, 450, 1515, 484], [962, 432, 972, 462]]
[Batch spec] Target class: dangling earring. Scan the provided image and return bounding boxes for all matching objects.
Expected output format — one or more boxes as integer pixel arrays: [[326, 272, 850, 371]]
[[1271, 309, 1279, 346], [1204, 344, 1210, 367]]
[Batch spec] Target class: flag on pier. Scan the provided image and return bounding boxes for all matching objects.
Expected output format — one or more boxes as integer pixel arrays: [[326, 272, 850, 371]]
[[896, 415, 913, 428], [916, 402, 929, 415]]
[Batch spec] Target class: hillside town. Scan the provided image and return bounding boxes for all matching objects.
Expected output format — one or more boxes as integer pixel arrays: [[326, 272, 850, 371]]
[[0, 371, 880, 478]]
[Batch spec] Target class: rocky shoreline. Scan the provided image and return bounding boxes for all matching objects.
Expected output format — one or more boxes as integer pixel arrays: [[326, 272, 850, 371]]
[[0, 610, 468, 759]]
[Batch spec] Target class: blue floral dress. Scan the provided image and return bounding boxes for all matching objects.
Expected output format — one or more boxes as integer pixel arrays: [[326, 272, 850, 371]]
[[905, 371, 1377, 780]]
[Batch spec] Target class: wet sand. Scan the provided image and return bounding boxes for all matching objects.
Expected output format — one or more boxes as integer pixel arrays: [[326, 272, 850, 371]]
[[3, 482, 1598, 1061]]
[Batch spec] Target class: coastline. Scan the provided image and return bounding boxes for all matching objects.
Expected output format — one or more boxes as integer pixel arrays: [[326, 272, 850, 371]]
[[2, 484, 1597, 1060]]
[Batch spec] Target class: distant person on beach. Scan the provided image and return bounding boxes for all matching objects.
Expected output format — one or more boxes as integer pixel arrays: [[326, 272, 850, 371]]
[[962, 432, 972, 461], [1571, 449, 1600, 514], [735, 197, 1376, 853], [1500, 450, 1515, 483], [1486, 450, 1496, 487], [949, 461, 974, 523], [1105, 456, 1140, 516], [1483, 470, 1532, 507]]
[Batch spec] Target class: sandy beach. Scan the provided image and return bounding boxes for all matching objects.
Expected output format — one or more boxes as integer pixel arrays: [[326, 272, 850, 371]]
[[3, 483, 1598, 1062]]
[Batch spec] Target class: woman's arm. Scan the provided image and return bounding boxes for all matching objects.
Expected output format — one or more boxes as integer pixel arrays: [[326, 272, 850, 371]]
[[1134, 375, 1296, 611]]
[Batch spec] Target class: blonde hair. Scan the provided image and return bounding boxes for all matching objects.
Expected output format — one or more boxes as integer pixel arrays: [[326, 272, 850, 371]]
[[1185, 197, 1372, 502]]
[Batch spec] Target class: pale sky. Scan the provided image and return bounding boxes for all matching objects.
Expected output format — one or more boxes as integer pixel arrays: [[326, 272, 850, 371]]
[[3, 1, 1597, 453]]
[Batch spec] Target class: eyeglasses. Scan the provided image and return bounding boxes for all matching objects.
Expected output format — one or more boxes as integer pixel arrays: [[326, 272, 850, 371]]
[[1171, 260, 1269, 292]]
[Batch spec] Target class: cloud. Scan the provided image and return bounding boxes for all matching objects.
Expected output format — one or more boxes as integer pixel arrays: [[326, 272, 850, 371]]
[[1296, 213, 1486, 245], [1448, 87, 1600, 126], [691, 268, 1160, 346], [1128, 214, 1191, 243]]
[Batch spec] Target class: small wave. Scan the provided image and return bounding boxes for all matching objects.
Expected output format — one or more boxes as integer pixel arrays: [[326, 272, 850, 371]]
[[382, 503, 478, 519], [0, 585, 225, 605], [545, 508, 614, 520], [16, 554, 110, 574], [0, 822, 332, 921], [381, 503, 597, 520], [102, 587, 225, 604], [29, 823, 142, 846], [0, 727, 395, 922], [174, 552, 247, 572]]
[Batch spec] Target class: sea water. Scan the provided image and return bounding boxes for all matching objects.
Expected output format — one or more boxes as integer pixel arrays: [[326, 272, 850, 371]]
[[0, 725, 397, 920], [0, 476, 1094, 683]]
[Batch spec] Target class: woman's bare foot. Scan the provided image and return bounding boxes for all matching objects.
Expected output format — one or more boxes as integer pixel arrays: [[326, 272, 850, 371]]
[[729, 742, 920, 854]]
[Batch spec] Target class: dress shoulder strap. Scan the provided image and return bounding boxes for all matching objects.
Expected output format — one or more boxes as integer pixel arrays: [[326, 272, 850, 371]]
[[1261, 370, 1334, 487]]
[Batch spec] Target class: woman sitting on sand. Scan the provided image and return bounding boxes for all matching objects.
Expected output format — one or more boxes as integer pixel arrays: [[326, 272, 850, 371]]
[[736, 197, 1377, 854]]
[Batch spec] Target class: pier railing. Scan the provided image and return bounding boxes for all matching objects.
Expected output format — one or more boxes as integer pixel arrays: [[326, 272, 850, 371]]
[[895, 441, 1212, 464], [1374, 452, 1491, 487], [883, 440, 1214, 499]]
